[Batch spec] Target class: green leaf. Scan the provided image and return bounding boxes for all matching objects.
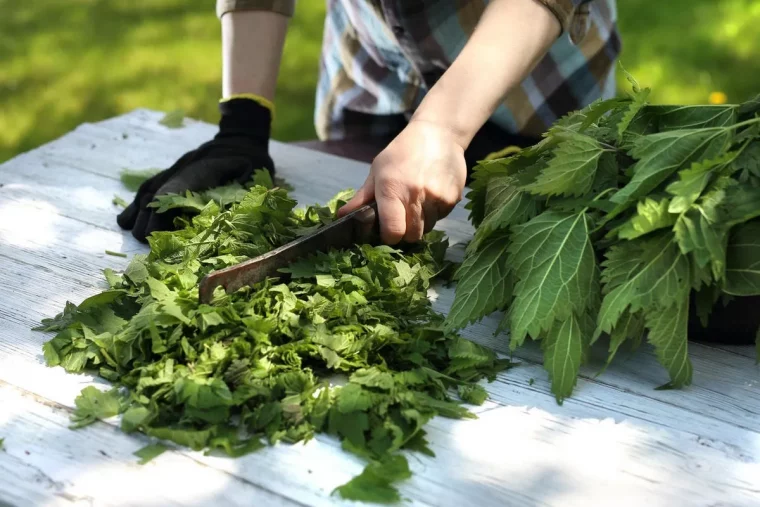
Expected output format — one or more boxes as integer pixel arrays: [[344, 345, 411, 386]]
[[447, 338, 497, 374], [252, 169, 275, 189], [718, 186, 760, 227], [604, 309, 645, 364], [112, 195, 129, 208], [618, 87, 651, 139], [121, 406, 155, 433], [523, 132, 605, 197], [645, 299, 693, 388], [616, 198, 677, 240], [120, 168, 161, 192], [42, 341, 61, 366], [146, 427, 213, 451], [621, 65, 642, 93], [103, 268, 124, 288], [467, 174, 538, 253], [145, 277, 190, 324], [650, 105, 737, 131], [333, 454, 411, 504], [337, 384, 373, 413], [577, 97, 631, 130], [507, 211, 599, 347], [666, 154, 733, 213], [673, 210, 727, 281], [204, 183, 249, 205], [542, 315, 584, 403], [70, 386, 125, 429], [458, 384, 488, 405], [610, 128, 731, 210], [149, 191, 209, 213], [134, 443, 167, 465], [350, 368, 395, 391], [734, 142, 760, 178], [159, 109, 185, 128], [725, 219, 760, 295], [596, 234, 690, 338], [465, 154, 540, 226], [738, 94, 760, 121], [124, 255, 149, 285], [444, 229, 513, 331]]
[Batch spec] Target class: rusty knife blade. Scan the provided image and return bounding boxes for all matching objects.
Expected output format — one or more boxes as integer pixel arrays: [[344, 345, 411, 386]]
[[198, 201, 379, 304]]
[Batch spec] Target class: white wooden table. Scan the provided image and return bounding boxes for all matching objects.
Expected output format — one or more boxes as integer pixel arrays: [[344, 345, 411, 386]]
[[0, 110, 758, 507]]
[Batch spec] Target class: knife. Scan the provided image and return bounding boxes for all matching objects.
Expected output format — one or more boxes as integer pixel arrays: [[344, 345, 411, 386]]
[[198, 201, 379, 304]]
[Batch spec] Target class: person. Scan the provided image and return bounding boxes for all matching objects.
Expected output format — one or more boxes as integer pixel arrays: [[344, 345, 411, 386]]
[[118, 0, 619, 245]]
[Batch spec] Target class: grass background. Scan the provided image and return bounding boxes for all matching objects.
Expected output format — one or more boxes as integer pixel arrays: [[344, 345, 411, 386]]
[[1, 0, 758, 163]]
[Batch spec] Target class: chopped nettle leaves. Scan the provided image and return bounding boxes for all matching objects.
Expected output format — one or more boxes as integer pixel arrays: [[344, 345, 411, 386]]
[[447, 79, 760, 401], [37, 170, 509, 503], [70, 386, 126, 429], [134, 443, 168, 465], [112, 195, 129, 208], [119, 168, 162, 191], [159, 109, 185, 128]]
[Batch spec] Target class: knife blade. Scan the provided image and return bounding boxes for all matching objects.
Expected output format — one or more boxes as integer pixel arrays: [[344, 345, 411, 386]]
[[198, 201, 379, 304]]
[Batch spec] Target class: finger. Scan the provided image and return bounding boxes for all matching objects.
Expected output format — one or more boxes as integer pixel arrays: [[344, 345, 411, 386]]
[[403, 200, 425, 243], [131, 192, 158, 242], [338, 178, 375, 217], [144, 208, 182, 238], [118, 168, 171, 231], [116, 200, 140, 230], [131, 209, 151, 243], [377, 195, 407, 245], [423, 204, 438, 234]]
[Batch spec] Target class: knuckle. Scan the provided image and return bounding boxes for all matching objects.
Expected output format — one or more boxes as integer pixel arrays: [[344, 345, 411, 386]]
[[376, 176, 404, 198]]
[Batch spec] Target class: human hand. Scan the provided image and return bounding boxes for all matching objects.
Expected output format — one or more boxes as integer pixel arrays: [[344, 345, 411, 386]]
[[117, 98, 274, 242], [338, 119, 467, 244]]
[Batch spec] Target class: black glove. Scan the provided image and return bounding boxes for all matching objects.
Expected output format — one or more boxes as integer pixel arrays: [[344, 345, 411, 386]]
[[117, 98, 274, 242]]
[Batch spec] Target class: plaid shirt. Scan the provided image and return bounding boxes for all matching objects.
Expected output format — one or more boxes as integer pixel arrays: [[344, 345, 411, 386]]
[[217, 0, 620, 141]]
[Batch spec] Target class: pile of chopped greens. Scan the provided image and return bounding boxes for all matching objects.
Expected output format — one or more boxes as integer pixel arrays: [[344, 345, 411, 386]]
[[37, 172, 509, 503], [446, 74, 760, 402]]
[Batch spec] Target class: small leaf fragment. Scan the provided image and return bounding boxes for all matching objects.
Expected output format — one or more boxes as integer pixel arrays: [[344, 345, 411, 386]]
[[159, 109, 185, 128], [134, 443, 167, 465]]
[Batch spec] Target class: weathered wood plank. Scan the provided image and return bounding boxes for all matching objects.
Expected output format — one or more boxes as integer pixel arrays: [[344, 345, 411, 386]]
[[3, 350, 759, 507], [0, 382, 299, 507]]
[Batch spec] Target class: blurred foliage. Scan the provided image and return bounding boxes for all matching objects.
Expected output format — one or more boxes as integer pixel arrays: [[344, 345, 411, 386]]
[[0, 0, 758, 163], [0, 0, 325, 162], [616, 0, 760, 104]]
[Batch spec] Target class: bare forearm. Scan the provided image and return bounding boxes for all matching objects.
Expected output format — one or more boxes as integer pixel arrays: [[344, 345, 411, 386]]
[[221, 10, 288, 101], [412, 0, 560, 147]]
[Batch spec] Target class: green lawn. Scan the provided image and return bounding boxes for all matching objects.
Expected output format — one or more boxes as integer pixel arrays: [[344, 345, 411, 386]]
[[1, 0, 758, 163]]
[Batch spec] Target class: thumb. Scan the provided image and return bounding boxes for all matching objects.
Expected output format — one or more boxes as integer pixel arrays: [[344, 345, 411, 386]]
[[338, 177, 375, 217]]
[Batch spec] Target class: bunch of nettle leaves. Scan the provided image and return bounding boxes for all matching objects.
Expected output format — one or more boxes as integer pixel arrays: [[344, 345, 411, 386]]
[[446, 75, 760, 402], [37, 172, 509, 503]]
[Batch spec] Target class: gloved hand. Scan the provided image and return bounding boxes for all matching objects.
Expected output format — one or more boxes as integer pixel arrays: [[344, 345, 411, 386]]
[[117, 97, 274, 242]]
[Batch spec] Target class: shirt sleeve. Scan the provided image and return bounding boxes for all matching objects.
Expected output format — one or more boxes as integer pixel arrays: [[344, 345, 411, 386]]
[[534, 0, 595, 43], [216, 0, 295, 19]]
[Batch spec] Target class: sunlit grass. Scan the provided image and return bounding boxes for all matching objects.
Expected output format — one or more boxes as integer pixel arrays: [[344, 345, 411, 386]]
[[0, 0, 325, 162], [0, 0, 758, 163]]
